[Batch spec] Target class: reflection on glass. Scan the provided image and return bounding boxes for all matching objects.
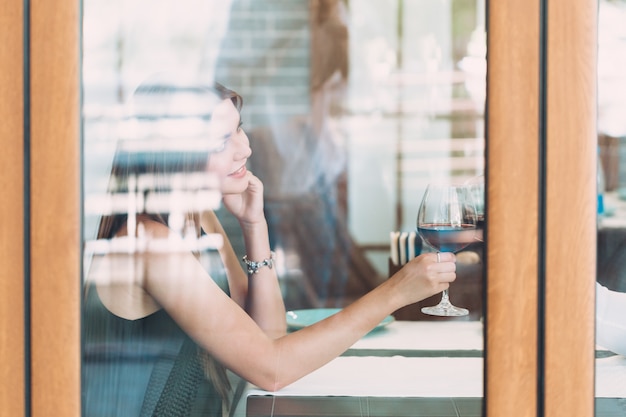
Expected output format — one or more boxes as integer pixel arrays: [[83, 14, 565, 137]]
[[596, 0, 626, 411], [82, 0, 486, 415], [83, 79, 237, 416]]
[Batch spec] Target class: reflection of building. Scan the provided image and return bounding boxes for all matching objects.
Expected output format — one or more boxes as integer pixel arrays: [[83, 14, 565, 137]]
[[83, 0, 488, 309], [82, 145, 222, 275]]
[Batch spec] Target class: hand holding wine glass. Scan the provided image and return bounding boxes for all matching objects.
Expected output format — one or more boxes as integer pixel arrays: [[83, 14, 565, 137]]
[[416, 182, 477, 316]]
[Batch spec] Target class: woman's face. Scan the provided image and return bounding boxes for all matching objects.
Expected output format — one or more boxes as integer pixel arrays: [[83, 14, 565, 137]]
[[206, 98, 251, 195]]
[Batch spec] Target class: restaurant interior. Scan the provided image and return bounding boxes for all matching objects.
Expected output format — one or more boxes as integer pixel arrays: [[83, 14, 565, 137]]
[[1, 0, 625, 416]]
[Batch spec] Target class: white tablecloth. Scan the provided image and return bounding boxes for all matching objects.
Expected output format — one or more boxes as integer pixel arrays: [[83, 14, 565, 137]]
[[243, 356, 483, 398], [351, 320, 483, 351], [229, 321, 625, 417], [596, 355, 626, 397]]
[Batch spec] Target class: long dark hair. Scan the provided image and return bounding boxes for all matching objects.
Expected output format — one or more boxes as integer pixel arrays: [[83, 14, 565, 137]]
[[97, 78, 242, 239], [96, 76, 243, 406]]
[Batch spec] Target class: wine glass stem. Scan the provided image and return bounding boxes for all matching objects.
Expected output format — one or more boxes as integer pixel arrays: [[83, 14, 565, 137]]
[[439, 289, 452, 308]]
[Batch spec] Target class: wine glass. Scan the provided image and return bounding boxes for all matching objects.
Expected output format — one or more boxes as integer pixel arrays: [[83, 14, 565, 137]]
[[465, 175, 485, 242], [416, 182, 478, 316]]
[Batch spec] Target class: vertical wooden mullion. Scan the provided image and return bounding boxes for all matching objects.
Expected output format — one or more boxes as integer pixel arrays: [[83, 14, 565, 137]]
[[0, 0, 26, 415], [486, 1, 540, 416], [7, 0, 599, 416], [544, 0, 596, 415], [30, 0, 81, 415]]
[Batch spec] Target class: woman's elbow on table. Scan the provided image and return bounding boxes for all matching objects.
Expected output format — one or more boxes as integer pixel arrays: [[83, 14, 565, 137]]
[[248, 371, 293, 393], [241, 349, 314, 392]]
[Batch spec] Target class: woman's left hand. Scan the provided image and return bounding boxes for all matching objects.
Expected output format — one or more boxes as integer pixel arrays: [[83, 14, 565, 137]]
[[221, 171, 266, 225]]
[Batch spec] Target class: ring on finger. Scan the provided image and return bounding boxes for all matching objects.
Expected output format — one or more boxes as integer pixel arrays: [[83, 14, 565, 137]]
[[436, 252, 441, 263]]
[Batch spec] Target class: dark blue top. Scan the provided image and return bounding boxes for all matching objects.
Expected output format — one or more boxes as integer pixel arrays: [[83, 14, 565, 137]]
[[83, 248, 230, 417]]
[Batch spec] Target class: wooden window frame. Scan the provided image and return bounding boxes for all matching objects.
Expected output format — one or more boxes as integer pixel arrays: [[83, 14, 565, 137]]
[[487, 1, 596, 416], [1, 0, 597, 415], [1, 0, 81, 416], [1, 0, 26, 415]]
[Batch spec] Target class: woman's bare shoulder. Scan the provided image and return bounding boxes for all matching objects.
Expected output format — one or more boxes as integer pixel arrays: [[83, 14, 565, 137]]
[[90, 215, 167, 320], [136, 214, 170, 237], [95, 282, 161, 320]]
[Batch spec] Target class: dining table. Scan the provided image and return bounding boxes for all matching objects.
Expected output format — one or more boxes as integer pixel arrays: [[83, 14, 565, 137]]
[[228, 320, 626, 417]]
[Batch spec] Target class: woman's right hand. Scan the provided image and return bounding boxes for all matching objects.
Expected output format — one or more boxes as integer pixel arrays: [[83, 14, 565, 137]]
[[387, 252, 457, 308], [221, 170, 266, 226]]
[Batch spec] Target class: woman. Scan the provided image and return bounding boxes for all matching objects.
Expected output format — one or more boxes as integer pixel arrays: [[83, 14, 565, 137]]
[[83, 77, 458, 416]]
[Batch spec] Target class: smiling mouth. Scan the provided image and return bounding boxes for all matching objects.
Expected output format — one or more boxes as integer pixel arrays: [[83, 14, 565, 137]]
[[229, 165, 246, 176]]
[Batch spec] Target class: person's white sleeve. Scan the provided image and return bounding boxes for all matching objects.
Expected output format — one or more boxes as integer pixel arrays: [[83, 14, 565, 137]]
[[596, 282, 626, 356]]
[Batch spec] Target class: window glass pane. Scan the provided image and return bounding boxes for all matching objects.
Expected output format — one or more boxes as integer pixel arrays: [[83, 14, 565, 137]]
[[596, 0, 626, 412], [82, 1, 486, 415]]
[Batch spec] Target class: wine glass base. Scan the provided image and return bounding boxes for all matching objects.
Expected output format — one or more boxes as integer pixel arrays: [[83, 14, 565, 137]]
[[421, 304, 469, 317]]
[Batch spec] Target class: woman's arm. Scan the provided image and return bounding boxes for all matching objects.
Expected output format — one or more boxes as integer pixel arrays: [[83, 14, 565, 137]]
[[237, 219, 286, 337], [203, 211, 287, 338], [218, 172, 287, 337], [142, 231, 455, 392]]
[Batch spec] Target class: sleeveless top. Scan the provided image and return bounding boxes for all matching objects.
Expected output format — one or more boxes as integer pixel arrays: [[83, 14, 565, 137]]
[[83, 248, 231, 417]]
